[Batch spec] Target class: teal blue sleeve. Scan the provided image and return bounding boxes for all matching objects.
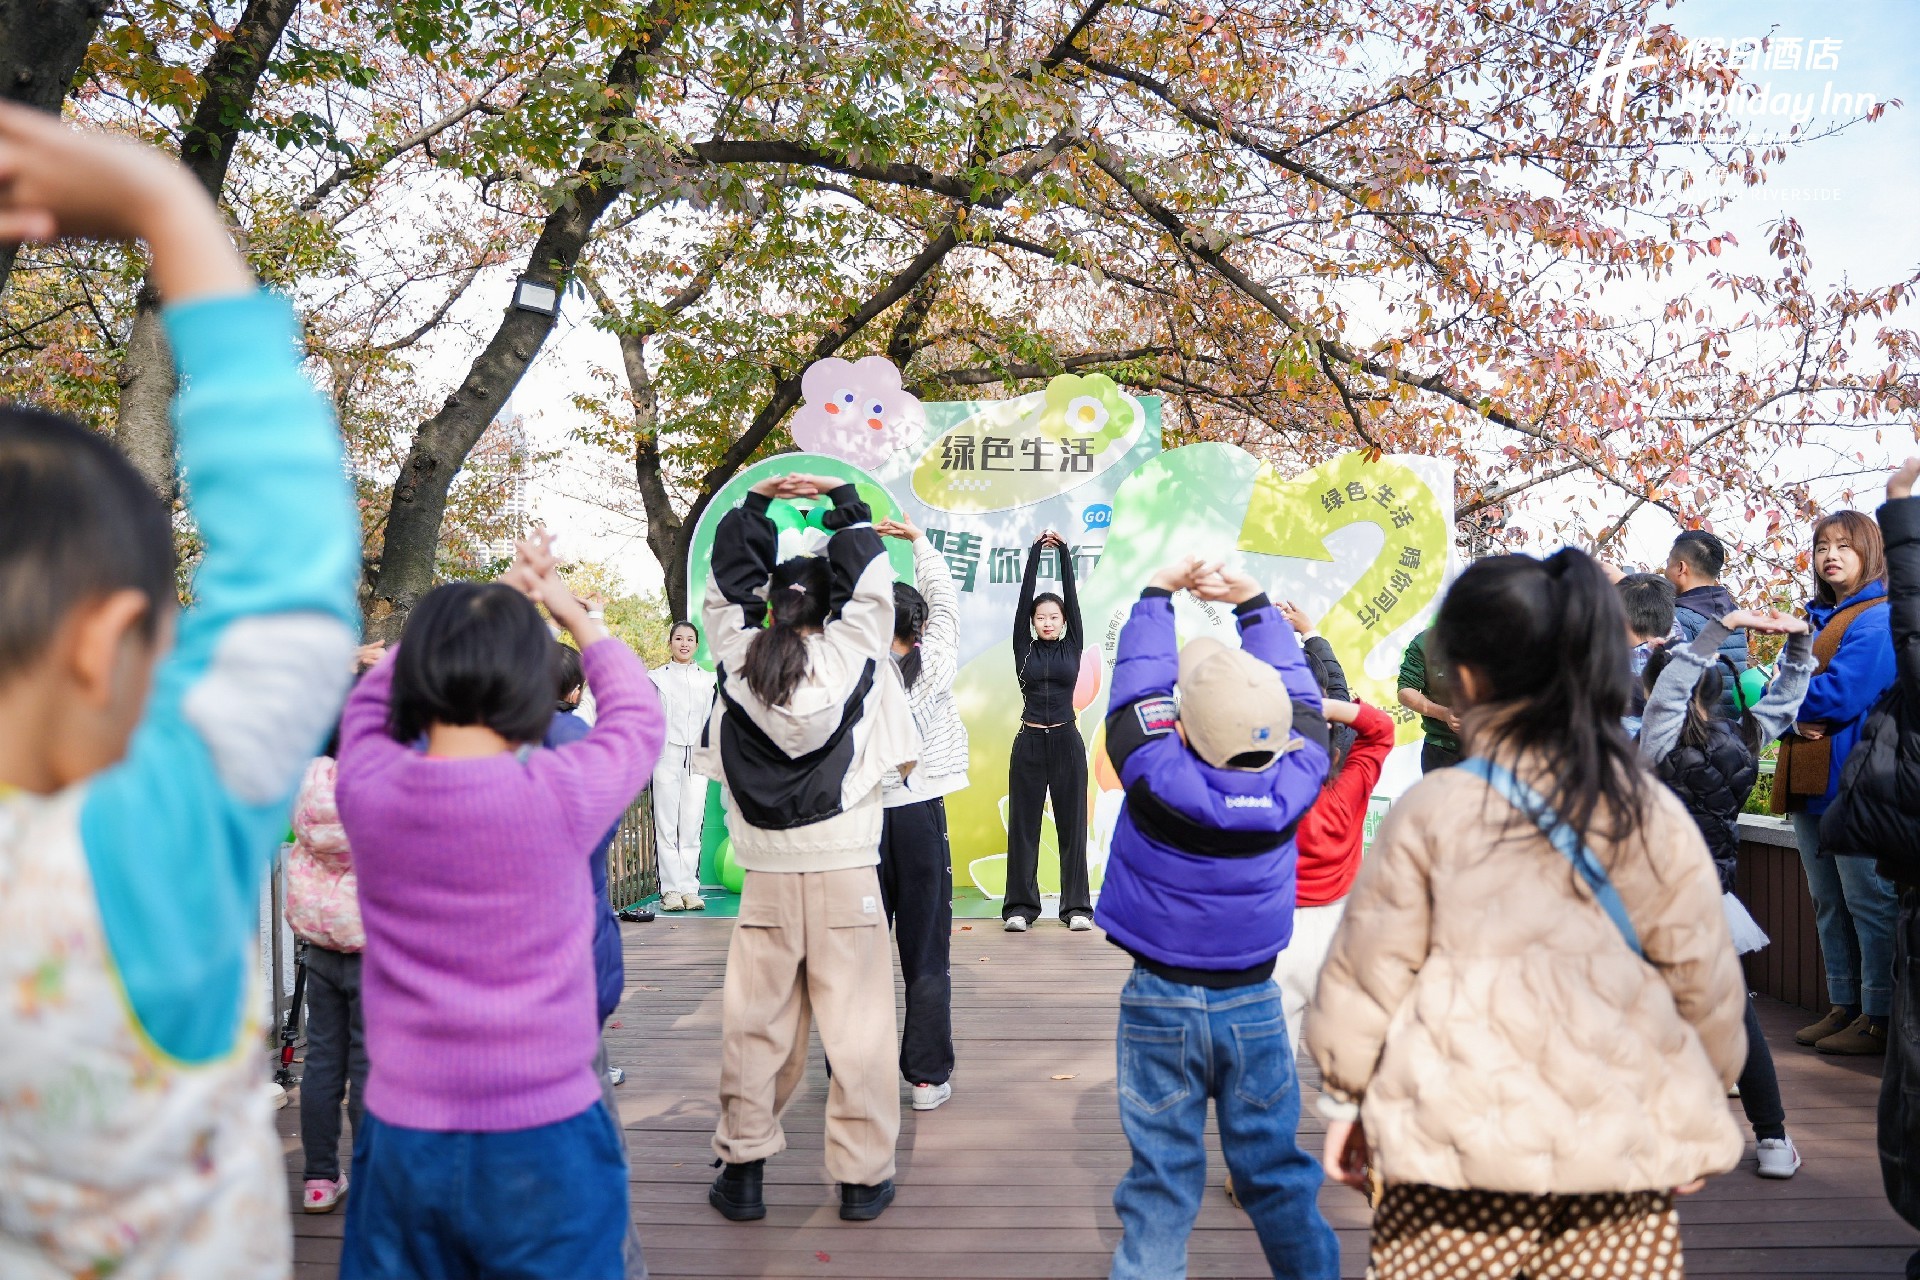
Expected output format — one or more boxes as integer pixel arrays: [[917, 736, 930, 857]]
[[81, 291, 360, 1064]]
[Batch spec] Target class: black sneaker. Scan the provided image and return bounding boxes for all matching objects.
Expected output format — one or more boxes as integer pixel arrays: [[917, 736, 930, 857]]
[[617, 905, 656, 923], [839, 1179, 896, 1221], [708, 1159, 765, 1221]]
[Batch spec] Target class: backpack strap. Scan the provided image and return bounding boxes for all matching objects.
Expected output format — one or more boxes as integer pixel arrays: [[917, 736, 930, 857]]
[[1457, 757, 1643, 957]]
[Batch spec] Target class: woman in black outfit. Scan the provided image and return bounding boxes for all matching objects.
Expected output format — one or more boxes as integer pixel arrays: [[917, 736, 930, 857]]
[[1006, 530, 1092, 932]]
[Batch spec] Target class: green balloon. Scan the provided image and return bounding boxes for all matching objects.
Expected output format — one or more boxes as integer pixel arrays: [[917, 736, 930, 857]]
[[1736, 666, 1768, 712], [716, 835, 744, 894]]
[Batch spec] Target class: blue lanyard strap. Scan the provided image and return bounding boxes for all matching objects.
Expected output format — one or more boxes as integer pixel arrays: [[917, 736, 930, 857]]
[[1457, 757, 1644, 957]]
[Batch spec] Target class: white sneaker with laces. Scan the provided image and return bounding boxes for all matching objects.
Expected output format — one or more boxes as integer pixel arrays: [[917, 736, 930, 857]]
[[1756, 1134, 1801, 1179], [1067, 916, 1093, 932], [660, 891, 685, 912], [911, 1081, 953, 1111], [606, 1065, 626, 1087], [1004, 916, 1029, 932]]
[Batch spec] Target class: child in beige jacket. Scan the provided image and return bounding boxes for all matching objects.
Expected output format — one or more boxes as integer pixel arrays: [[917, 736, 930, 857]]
[[1307, 549, 1748, 1280]]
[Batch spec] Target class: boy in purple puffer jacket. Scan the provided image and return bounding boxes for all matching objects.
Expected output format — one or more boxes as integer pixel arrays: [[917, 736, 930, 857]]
[[1094, 558, 1337, 1280]]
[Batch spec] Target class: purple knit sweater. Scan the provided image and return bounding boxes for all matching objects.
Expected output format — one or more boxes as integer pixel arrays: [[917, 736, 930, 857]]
[[335, 638, 664, 1131]]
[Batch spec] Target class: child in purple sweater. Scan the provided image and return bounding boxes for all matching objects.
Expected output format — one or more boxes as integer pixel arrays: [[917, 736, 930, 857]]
[[335, 530, 664, 1278]]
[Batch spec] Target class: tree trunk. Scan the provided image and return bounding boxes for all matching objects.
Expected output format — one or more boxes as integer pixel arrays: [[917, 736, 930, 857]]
[[0, 0, 108, 294], [362, 23, 681, 638], [112, 0, 301, 496]]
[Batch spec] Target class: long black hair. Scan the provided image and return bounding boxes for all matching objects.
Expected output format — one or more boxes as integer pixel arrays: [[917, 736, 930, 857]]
[[1433, 548, 1647, 845], [741, 554, 829, 707], [1643, 648, 1764, 755], [892, 581, 928, 690]]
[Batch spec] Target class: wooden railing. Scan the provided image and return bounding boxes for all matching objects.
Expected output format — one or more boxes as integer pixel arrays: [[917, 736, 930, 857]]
[[1734, 813, 1825, 1013], [608, 789, 659, 910]]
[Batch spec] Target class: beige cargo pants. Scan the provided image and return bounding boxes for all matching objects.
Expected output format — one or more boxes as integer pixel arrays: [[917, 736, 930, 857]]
[[712, 866, 901, 1186]]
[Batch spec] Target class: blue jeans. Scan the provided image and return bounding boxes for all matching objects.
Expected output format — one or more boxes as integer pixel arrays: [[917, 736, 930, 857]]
[[342, 1104, 628, 1279], [1793, 811, 1899, 1016], [1110, 969, 1338, 1280]]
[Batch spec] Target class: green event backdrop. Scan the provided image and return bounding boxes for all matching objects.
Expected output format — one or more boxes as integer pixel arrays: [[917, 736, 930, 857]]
[[680, 379, 1453, 900]]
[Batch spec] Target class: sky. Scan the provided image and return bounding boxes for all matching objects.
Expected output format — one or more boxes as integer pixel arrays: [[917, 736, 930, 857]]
[[497, 0, 1920, 598]]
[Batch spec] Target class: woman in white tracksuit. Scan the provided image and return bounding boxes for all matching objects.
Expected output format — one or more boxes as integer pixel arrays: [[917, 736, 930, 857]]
[[650, 620, 717, 911]]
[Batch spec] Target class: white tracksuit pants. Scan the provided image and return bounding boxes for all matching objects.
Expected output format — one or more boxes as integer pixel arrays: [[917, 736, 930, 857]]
[[652, 745, 707, 896]]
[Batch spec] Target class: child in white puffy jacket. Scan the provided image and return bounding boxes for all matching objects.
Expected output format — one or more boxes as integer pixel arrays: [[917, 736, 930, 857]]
[[285, 748, 366, 1215]]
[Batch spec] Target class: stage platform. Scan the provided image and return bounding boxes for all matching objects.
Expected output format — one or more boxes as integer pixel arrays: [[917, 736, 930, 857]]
[[284, 916, 1919, 1278]]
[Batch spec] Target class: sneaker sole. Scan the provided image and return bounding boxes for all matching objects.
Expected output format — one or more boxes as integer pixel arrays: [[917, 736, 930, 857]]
[[302, 1191, 345, 1215], [911, 1093, 950, 1111], [708, 1190, 766, 1221], [1757, 1160, 1802, 1179]]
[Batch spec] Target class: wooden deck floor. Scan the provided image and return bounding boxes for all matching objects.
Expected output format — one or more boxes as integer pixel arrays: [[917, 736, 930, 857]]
[[285, 917, 1920, 1278]]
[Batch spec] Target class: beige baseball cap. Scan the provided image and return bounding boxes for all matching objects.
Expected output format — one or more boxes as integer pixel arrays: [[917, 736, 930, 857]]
[[1176, 636, 1299, 770]]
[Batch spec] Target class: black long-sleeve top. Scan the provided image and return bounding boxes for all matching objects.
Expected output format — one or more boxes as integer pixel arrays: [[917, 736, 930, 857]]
[[1013, 537, 1084, 726]]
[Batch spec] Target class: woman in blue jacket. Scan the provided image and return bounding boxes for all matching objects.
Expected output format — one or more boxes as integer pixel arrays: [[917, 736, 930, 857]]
[[1775, 510, 1900, 1055]]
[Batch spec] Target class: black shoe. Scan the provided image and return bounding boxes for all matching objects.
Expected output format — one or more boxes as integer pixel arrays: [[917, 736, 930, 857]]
[[839, 1179, 895, 1221], [618, 905, 656, 923], [708, 1159, 765, 1221]]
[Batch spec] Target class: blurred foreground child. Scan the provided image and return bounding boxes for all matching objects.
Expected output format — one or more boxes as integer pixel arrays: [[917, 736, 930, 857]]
[[0, 106, 359, 1275]]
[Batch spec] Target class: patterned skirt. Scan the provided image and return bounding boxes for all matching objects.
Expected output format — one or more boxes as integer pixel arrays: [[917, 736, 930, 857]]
[[1369, 1184, 1683, 1280]]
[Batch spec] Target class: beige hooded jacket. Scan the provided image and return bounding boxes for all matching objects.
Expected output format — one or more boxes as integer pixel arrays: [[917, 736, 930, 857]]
[[1306, 758, 1748, 1195]]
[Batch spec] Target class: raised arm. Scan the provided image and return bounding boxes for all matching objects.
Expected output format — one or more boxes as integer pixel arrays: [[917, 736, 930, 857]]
[[911, 536, 961, 696], [1058, 535, 1084, 650], [815, 482, 893, 661], [1637, 625, 1722, 766], [1103, 588, 1181, 781], [1748, 631, 1815, 747], [1013, 535, 1043, 666], [703, 488, 781, 675], [23, 105, 367, 1060]]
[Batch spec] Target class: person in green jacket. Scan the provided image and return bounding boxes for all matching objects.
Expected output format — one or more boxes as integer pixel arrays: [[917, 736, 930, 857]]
[[1397, 629, 1461, 772]]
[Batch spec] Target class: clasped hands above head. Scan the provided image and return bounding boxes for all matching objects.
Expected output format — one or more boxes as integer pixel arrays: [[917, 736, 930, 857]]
[[748, 472, 843, 501], [1147, 555, 1261, 605]]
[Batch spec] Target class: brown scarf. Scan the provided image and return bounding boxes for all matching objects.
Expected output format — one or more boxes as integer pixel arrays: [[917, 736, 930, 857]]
[[1771, 596, 1888, 812]]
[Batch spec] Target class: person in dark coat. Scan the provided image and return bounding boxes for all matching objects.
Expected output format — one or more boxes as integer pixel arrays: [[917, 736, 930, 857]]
[[1819, 458, 1920, 1274], [1665, 530, 1751, 719]]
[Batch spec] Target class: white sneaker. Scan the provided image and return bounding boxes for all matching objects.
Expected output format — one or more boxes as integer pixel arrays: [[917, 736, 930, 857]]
[[606, 1065, 626, 1087], [1068, 916, 1093, 932], [683, 893, 707, 911], [1004, 916, 1029, 932], [660, 891, 685, 912], [1756, 1135, 1801, 1179], [911, 1081, 952, 1111]]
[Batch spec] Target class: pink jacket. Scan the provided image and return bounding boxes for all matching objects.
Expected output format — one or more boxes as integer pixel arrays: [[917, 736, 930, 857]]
[[285, 757, 363, 952]]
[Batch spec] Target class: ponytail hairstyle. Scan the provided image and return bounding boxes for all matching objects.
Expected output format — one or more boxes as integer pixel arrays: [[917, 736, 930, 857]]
[[1810, 509, 1886, 606], [892, 581, 929, 690], [740, 554, 830, 707], [1433, 548, 1647, 845]]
